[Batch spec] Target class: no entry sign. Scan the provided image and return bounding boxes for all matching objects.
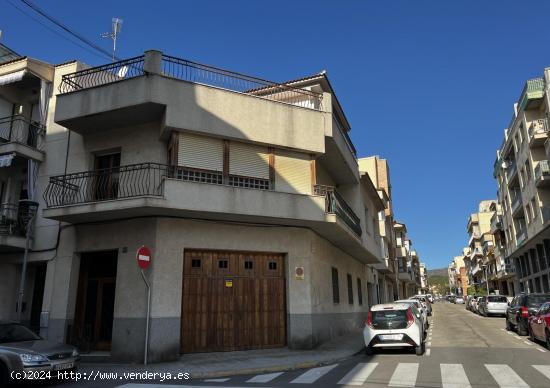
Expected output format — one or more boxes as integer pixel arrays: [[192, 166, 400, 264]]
[[136, 246, 152, 269]]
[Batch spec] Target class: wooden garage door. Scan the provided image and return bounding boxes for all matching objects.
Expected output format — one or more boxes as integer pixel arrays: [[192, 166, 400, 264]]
[[181, 250, 286, 353]]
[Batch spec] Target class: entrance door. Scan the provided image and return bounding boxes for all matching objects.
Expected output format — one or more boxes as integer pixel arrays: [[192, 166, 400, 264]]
[[181, 250, 286, 353], [29, 263, 47, 334], [94, 153, 121, 201], [74, 251, 118, 351]]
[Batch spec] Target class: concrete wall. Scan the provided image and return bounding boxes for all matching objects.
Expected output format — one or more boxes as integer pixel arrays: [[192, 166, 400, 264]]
[[45, 217, 370, 362]]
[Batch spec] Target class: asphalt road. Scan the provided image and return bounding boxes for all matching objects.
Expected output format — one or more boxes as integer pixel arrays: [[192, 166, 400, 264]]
[[19, 302, 550, 387]]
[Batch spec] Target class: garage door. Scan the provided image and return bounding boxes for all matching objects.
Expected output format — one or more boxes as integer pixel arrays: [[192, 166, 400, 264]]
[[181, 250, 286, 353]]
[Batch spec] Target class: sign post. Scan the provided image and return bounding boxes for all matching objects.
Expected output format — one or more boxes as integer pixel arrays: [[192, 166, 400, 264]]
[[137, 246, 151, 365]]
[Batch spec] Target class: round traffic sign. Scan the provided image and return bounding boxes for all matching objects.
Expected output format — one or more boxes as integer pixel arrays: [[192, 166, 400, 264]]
[[136, 246, 152, 269]]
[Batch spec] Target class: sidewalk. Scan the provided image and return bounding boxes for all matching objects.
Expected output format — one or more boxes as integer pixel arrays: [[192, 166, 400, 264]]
[[79, 331, 365, 379]]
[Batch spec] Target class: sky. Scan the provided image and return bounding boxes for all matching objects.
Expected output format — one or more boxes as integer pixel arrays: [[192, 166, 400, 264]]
[[2, 0, 550, 270]]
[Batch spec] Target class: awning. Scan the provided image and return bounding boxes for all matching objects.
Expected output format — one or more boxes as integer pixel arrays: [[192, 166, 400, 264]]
[[0, 153, 15, 167], [0, 69, 26, 86]]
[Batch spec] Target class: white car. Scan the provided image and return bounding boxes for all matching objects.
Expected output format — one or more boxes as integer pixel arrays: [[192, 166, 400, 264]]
[[455, 296, 465, 304], [395, 299, 428, 330], [364, 303, 425, 356]]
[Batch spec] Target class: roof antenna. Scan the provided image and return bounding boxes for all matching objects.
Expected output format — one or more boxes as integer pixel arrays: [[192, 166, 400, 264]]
[[101, 18, 123, 62]]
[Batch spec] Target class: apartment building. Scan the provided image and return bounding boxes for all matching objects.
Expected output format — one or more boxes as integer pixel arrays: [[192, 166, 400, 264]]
[[0, 44, 55, 332], [393, 221, 419, 298], [494, 69, 550, 294], [359, 156, 398, 303], [4, 49, 395, 363], [488, 201, 516, 295], [448, 254, 469, 296], [419, 263, 428, 293]]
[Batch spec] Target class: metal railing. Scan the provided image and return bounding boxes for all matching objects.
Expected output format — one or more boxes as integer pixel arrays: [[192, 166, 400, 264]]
[[516, 229, 527, 247], [161, 55, 323, 110], [332, 114, 356, 156], [58, 56, 146, 94], [535, 160, 550, 182], [0, 115, 45, 151], [43, 163, 170, 207], [506, 160, 517, 181], [0, 203, 25, 237], [511, 194, 522, 213], [529, 118, 549, 138], [313, 184, 362, 237]]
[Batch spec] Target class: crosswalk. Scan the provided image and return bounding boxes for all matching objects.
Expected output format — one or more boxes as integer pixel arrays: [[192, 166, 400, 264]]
[[201, 362, 550, 387]]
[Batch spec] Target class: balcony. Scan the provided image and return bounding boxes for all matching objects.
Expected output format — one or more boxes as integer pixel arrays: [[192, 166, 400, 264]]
[[0, 202, 33, 252], [42, 163, 378, 263], [54, 52, 328, 156], [535, 160, 550, 187], [0, 115, 45, 161], [511, 194, 523, 217], [529, 118, 549, 147], [516, 229, 527, 247], [490, 213, 502, 234], [506, 160, 518, 185], [518, 77, 545, 112]]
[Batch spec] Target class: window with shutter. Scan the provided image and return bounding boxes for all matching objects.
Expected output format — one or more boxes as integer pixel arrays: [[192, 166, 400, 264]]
[[229, 142, 269, 179], [178, 133, 224, 171], [274, 150, 312, 194]]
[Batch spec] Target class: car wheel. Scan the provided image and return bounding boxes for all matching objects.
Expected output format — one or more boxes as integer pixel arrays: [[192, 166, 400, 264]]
[[529, 326, 535, 342], [546, 330, 550, 350], [517, 320, 528, 336], [0, 362, 8, 388], [505, 317, 513, 331], [365, 346, 374, 356], [415, 343, 424, 356]]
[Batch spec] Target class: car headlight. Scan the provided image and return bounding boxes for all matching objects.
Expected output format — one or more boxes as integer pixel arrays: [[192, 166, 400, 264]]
[[72, 349, 79, 357], [19, 353, 48, 363]]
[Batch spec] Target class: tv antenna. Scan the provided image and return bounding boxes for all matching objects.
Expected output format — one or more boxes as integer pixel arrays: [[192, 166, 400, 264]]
[[101, 18, 123, 62]]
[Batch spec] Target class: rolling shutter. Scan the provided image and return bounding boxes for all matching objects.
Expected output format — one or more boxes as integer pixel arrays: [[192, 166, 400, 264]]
[[275, 150, 312, 194], [0, 97, 13, 118], [178, 133, 223, 171], [229, 142, 269, 179]]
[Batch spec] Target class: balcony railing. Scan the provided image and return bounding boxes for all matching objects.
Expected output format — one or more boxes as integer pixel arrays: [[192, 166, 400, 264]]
[[535, 160, 550, 183], [518, 77, 545, 111], [59, 54, 323, 111], [313, 184, 362, 237], [0, 115, 45, 151], [529, 118, 549, 138], [516, 229, 527, 247], [0, 202, 35, 237], [506, 160, 517, 181], [511, 194, 523, 214]]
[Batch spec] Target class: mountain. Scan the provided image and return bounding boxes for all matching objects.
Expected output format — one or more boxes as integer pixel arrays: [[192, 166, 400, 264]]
[[427, 268, 448, 277]]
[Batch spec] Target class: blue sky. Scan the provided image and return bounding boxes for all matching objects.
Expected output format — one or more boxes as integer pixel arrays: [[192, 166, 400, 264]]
[[2, 0, 550, 269]]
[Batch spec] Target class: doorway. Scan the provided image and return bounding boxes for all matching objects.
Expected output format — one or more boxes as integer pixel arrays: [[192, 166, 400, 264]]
[[74, 250, 118, 351], [29, 263, 47, 334], [94, 153, 121, 201]]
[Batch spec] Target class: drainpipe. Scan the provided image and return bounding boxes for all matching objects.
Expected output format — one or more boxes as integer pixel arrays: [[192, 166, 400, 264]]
[[16, 214, 36, 323]]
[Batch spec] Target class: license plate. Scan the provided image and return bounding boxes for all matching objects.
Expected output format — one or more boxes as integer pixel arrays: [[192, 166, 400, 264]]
[[54, 362, 74, 371], [380, 334, 403, 341]]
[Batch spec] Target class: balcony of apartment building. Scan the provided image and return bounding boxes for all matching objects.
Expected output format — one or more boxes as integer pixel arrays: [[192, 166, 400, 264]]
[[0, 115, 45, 162], [397, 257, 412, 282], [490, 211, 503, 234], [535, 160, 550, 187], [54, 51, 357, 183], [517, 77, 545, 112], [506, 158, 519, 186], [528, 118, 549, 148], [42, 162, 380, 263], [0, 200, 37, 252], [511, 192, 524, 218], [515, 227, 528, 248]]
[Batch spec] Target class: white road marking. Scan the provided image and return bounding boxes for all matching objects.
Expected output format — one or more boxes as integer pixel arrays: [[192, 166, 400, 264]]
[[204, 378, 230, 382], [427, 341, 432, 346], [441, 363, 472, 388], [506, 331, 514, 335], [388, 363, 419, 387], [533, 365, 550, 379], [246, 372, 283, 383], [336, 362, 379, 385], [537, 348, 547, 353], [500, 328, 505, 331], [485, 364, 529, 387], [425, 348, 431, 356], [290, 364, 338, 384], [523, 341, 533, 346]]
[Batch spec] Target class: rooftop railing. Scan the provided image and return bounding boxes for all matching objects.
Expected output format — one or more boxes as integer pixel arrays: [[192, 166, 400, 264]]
[[0, 115, 45, 151], [313, 184, 362, 237], [58, 53, 323, 111]]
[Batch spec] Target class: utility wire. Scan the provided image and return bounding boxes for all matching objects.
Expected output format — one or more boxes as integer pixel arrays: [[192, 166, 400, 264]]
[[17, 0, 117, 61], [4, 0, 107, 60]]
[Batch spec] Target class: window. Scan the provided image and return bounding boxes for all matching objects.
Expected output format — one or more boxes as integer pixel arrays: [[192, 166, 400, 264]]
[[526, 161, 532, 180], [520, 169, 525, 188], [331, 267, 340, 304], [526, 206, 531, 224], [531, 199, 537, 220], [191, 259, 201, 268], [268, 261, 277, 270], [364, 208, 371, 235], [357, 278, 363, 306], [218, 259, 229, 269], [244, 260, 253, 270], [347, 274, 353, 305]]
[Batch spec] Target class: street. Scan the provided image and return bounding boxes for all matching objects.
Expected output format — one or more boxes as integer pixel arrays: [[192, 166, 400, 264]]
[[32, 302, 550, 388]]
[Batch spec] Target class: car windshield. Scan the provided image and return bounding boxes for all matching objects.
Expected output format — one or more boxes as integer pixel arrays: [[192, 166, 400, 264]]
[[487, 296, 508, 303], [371, 309, 408, 330], [0, 324, 41, 344], [527, 295, 550, 308]]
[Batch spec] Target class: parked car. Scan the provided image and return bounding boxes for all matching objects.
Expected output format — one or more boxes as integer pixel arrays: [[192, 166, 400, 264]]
[[528, 302, 550, 349], [364, 303, 425, 356], [426, 294, 434, 303], [476, 296, 487, 315], [470, 296, 481, 313], [0, 322, 80, 386], [411, 295, 432, 316], [395, 299, 428, 330], [466, 295, 478, 311], [479, 295, 509, 316], [506, 293, 550, 335], [455, 296, 465, 304]]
